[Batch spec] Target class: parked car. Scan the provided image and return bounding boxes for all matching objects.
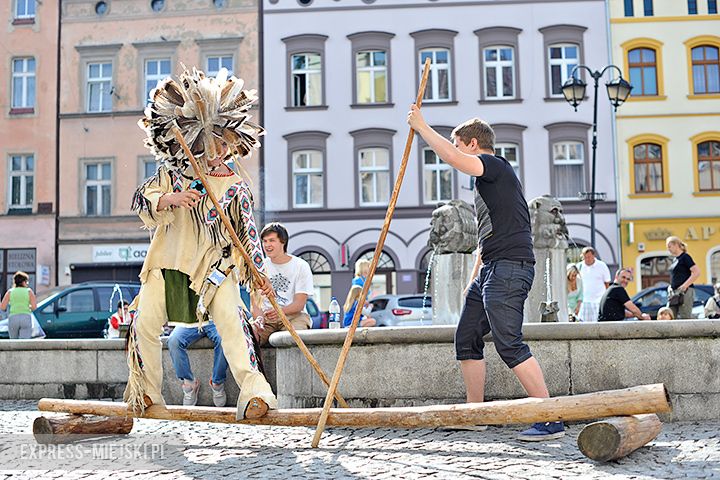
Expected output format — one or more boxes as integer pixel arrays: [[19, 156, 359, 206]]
[[307, 298, 325, 329], [0, 282, 141, 339], [631, 284, 713, 319], [368, 294, 432, 327]]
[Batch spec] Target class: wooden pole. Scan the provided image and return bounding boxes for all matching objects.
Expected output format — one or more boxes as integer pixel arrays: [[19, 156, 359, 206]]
[[171, 128, 349, 408], [37, 384, 671, 429], [577, 413, 663, 462], [33, 414, 133, 444]]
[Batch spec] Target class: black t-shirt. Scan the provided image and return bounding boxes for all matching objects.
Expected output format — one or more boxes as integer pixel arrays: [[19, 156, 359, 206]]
[[669, 252, 695, 289], [474, 154, 534, 262], [598, 283, 632, 321]]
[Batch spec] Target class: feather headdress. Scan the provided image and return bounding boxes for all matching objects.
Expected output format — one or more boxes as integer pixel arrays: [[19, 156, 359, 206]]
[[139, 65, 264, 173]]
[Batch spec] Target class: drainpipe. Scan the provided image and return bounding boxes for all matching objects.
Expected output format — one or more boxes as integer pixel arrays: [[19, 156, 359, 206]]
[[258, 0, 265, 227], [54, 0, 62, 286]]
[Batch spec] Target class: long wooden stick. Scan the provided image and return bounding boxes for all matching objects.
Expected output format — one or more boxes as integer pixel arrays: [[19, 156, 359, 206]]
[[37, 384, 671, 428], [311, 58, 432, 447], [172, 128, 349, 408]]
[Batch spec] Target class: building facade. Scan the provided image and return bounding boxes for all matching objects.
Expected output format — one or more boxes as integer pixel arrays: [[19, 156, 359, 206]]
[[609, 0, 720, 295], [0, 0, 59, 295], [263, 0, 619, 309], [57, 0, 260, 285]]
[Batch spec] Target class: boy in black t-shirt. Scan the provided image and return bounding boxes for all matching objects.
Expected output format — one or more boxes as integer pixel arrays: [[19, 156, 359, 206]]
[[407, 107, 563, 442], [598, 268, 650, 321]]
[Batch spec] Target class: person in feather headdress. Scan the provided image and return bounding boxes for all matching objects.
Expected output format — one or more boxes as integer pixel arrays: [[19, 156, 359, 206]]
[[124, 66, 277, 420]]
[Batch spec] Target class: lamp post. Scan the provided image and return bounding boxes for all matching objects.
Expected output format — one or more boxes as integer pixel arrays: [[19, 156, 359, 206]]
[[561, 65, 632, 249]]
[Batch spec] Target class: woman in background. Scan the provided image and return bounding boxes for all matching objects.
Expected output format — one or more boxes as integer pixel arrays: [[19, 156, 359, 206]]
[[567, 264, 582, 322], [0, 271, 37, 339]]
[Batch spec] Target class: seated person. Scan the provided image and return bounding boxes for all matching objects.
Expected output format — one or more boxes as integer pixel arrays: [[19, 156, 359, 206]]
[[167, 322, 229, 407], [598, 268, 650, 321], [107, 301, 134, 339], [657, 307, 674, 320], [252, 223, 314, 346], [343, 285, 376, 328], [704, 283, 720, 319]]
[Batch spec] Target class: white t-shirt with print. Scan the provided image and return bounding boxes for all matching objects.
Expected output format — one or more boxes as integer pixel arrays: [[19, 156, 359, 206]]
[[578, 259, 611, 303], [262, 255, 314, 312]]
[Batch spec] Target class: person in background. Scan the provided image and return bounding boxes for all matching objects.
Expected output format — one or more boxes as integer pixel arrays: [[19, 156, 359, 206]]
[[566, 265, 582, 322], [0, 271, 37, 339], [107, 300, 134, 339], [657, 307, 675, 321], [577, 247, 611, 322], [343, 285, 376, 328], [598, 268, 650, 321], [704, 283, 720, 319], [665, 236, 701, 319]]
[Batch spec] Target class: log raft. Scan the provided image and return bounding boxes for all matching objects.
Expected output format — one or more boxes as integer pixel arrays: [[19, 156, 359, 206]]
[[37, 383, 671, 429], [577, 414, 663, 462], [33, 414, 133, 444]]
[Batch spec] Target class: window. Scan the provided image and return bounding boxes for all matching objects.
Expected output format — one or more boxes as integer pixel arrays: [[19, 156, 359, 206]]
[[420, 49, 452, 102], [698, 140, 720, 191], [84, 161, 111, 216], [624, 0, 634, 16], [689, 0, 698, 14], [423, 148, 453, 204], [58, 290, 95, 313], [298, 251, 332, 310], [144, 59, 170, 102], [141, 158, 158, 180], [292, 150, 323, 208], [151, 0, 165, 12], [628, 48, 658, 96], [552, 142, 585, 199], [633, 143, 664, 193], [291, 53, 322, 107], [359, 148, 390, 206], [483, 47, 515, 99], [410, 29, 457, 103], [711, 250, 720, 284], [549, 44, 579, 96], [691, 46, 720, 94], [643, 0, 653, 16], [14, 0, 35, 19], [11, 57, 35, 110], [8, 154, 34, 210], [710, 0, 718, 14], [356, 51, 387, 104], [495, 143, 520, 179], [87, 62, 112, 112], [207, 55, 233, 77]]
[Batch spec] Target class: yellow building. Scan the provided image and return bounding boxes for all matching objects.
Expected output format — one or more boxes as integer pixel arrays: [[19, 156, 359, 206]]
[[609, 0, 720, 294]]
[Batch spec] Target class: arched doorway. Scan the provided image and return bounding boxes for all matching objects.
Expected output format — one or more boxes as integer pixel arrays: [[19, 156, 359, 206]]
[[298, 251, 332, 310], [359, 250, 396, 297], [640, 255, 672, 289], [709, 248, 720, 285]]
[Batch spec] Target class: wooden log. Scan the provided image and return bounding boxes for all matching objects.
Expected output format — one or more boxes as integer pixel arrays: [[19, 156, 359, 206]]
[[33, 414, 134, 444], [577, 413, 663, 462], [38, 383, 671, 429]]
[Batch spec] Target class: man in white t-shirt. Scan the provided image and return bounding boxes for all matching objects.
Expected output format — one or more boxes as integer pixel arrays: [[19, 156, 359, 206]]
[[577, 246, 611, 322], [252, 223, 314, 345]]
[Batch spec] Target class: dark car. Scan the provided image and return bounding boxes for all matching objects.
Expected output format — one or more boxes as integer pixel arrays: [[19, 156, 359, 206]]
[[632, 284, 713, 319], [0, 282, 140, 339]]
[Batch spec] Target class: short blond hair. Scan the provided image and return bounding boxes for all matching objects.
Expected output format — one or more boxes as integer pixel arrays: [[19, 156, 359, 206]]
[[354, 258, 371, 277], [451, 118, 495, 150]]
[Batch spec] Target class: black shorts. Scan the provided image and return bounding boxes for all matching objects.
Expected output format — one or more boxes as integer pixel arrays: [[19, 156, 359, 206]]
[[455, 259, 534, 368]]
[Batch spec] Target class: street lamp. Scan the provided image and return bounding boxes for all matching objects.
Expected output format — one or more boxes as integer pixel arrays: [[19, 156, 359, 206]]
[[561, 65, 632, 249]]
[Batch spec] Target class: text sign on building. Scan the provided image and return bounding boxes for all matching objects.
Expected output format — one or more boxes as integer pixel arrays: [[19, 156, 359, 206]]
[[7, 249, 36, 271], [92, 245, 150, 263]]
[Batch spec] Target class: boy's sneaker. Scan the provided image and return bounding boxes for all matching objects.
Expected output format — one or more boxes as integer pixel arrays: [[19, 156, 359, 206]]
[[210, 381, 227, 407], [517, 421, 565, 441], [181, 379, 200, 406]]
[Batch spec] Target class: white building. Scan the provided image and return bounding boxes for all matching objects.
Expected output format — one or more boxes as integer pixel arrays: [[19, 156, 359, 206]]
[[262, 0, 619, 308]]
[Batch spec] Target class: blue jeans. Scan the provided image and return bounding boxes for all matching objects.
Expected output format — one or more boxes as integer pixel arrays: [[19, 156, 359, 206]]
[[167, 323, 228, 385]]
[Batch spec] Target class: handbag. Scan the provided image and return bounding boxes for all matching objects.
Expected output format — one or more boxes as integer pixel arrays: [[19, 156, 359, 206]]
[[668, 289, 684, 307]]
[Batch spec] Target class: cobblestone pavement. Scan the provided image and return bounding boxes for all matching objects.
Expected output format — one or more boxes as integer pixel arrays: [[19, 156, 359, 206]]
[[0, 401, 718, 479]]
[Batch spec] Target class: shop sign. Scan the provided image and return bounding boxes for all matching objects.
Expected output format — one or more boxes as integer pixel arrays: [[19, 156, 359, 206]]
[[644, 226, 719, 242], [92, 245, 149, 263], [7, 249, 36, 271]]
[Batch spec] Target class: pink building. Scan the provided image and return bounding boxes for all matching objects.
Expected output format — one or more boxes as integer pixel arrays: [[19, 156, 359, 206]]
[[0, 0, 59, 294], [57, 0, 260, 285]]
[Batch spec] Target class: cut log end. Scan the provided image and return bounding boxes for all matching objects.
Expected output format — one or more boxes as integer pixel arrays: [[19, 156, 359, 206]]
[[577, 414, 662, 462], [33, 414, 134, 444]]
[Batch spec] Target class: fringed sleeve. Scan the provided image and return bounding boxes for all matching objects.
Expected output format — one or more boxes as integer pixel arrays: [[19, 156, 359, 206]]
[[131, 165, 176, 229], [228, 183, 266, 303]]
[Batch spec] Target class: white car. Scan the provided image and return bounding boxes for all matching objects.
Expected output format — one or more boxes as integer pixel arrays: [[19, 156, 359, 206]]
[[368, 295, 432, 327]]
